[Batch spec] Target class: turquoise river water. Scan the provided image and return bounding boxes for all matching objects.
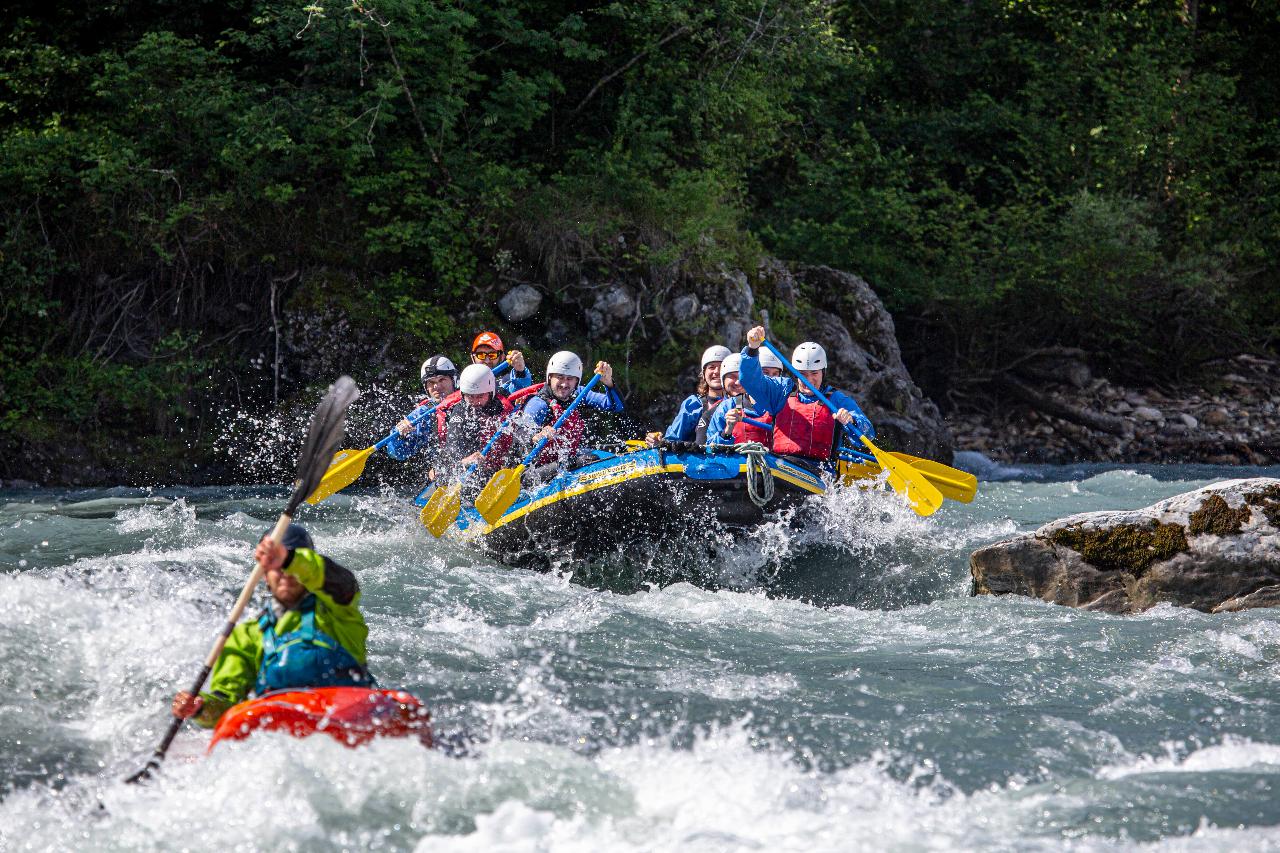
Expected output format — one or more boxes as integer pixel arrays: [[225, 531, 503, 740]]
[[1, 460, 1278, 851]]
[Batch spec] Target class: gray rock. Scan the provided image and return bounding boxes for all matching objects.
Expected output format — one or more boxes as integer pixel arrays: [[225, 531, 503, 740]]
[[498, 284, 543, 323], [1133, 406, 1164, 423], [1176, 412, 1198, 429], [971, 478, 1280, 614], [668, 294, 699, 323], [586, 286, 637, 337]]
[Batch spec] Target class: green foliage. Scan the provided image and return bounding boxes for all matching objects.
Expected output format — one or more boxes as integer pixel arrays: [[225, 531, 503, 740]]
[[1, 0, 1278, 479]]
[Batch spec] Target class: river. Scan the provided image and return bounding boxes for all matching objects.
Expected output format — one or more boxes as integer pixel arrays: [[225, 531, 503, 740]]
[[1, 461, 1278, 850]]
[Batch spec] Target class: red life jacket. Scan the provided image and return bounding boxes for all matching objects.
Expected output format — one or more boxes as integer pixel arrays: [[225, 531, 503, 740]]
[[434, 391, 512, 451], [732, 404, 774, 445], [531, 387, 585, 465], [771, 393, 837, 460]]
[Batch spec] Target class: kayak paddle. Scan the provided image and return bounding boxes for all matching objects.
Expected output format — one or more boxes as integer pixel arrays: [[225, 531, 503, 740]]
[[421, 414, 516, 537], [307, 362, 512, 504], [125, 375, 360, 784], [475, 372, 603, 525], [761, 340, 943, 516]]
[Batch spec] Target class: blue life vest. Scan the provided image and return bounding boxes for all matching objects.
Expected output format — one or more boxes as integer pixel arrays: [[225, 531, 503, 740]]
[[254, 594, 374, 695]]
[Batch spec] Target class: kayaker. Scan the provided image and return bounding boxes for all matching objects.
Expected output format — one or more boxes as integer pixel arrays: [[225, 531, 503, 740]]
[[647, 344, 730, 447], [171, 524, 373, 728], [738, 325, 874, 468], [706, 352, 774, 447], [470, 330, 531, 396], [518, 351, 623, 467]]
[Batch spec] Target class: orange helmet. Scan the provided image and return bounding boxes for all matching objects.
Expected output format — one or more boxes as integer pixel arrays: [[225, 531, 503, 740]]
[[471, 331, 504, 353]]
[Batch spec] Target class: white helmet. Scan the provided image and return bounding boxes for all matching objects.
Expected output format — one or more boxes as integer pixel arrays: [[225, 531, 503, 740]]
[[546, 350, 583, 381], [720, 353, 742, 377], [758, 347, 784, 372], [701, 345, 731, 369], [791, 342, 827, 371], [420, 354, 458, 382], [458, 363, 496, 395]]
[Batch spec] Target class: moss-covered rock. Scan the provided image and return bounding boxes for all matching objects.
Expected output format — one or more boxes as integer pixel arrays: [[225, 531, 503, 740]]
[[1188, 493, 1252, 536], [971, 478, 1280, 614], [1245, 484, 1280, 527], [1049, 521, 1189, 574]]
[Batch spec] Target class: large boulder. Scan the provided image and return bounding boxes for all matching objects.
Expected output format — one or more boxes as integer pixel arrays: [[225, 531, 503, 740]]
[[970, 478, 1280, 614]]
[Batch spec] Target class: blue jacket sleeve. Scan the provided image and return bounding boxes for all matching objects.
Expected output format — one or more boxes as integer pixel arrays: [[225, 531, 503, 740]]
[[663, 395, 702, 442], [522, 396, 553, 428], [827, 388, 876, 439], [738, 348, 792, 417], [576, 385, 624, 413], [385, 402, 436, 461], [706, 398, 735, 447], [500, 368, 533, 396]]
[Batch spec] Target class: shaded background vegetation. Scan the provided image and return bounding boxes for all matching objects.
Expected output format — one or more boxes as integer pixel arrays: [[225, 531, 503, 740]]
[[2, 0, 1277, 481]]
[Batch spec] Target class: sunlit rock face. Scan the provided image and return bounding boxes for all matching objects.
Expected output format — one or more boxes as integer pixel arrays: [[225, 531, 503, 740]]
[[971, 478, 1280, 614]]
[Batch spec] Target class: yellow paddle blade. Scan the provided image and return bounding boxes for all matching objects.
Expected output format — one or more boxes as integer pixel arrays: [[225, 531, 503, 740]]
[[890, 453, 978, 503], [474, 464, 526, 525], [837, 457, 881, 486], [305, 446, 376, 504], [420, 484, 462, 537], [860, 436, 943, 517]]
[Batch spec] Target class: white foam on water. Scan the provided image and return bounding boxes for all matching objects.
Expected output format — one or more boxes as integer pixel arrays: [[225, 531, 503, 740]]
[[1097, 736, 1280, 779]]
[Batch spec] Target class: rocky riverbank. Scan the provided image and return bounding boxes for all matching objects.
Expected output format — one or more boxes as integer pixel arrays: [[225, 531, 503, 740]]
[[970, 478, 1280, 614], [947, 352, 1280, 465]]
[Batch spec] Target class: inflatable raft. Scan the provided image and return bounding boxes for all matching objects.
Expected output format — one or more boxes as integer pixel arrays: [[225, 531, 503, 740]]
[[208, 686, 433, 751], [413, 445, 858, 562]]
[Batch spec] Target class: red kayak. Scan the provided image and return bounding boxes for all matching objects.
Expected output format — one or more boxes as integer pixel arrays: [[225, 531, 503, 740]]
[[208, 687, 433, 751]]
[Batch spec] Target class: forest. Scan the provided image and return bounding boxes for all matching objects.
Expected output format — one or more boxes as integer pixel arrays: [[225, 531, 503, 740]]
[[2, 0, 1277, 480]]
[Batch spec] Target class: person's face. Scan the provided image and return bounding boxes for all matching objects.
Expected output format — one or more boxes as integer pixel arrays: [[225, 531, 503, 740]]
[[265, 565, 306, 608], [425, 374, 455, 400], [703, 362, 723, 391], [548, 373, 579, 401], [763, 366, 783, 378], [722, 372, 744, 396], [471, 346, 503, 366], [464, 391, 493, 407], [799, 368, 824, 389]]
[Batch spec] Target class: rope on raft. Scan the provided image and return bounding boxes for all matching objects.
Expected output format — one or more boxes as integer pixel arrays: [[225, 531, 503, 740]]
[[711, 440, 775, 508]]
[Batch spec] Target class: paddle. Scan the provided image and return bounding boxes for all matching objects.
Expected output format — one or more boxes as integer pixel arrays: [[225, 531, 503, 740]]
[[125, 376, 360, 784], [475, 372, 603, 524], [838, 448, 978, 504], [308, 362, 512, 504], [760, 340, 943, 516], [421, 415, 516, 537]]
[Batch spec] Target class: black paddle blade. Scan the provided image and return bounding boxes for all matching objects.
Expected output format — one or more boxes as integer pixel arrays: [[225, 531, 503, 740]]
[[288, 376, 361, 513]]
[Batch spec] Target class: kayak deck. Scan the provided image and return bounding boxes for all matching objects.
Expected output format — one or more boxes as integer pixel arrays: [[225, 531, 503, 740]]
[[208, 686, 433, 751]]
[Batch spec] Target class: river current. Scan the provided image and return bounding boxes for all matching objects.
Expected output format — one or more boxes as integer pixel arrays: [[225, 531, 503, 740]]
[[1, 461, 1278, 851]]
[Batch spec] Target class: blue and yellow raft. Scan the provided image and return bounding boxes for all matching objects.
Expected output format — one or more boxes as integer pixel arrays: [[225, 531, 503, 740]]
[[413, 446, 867, 558]]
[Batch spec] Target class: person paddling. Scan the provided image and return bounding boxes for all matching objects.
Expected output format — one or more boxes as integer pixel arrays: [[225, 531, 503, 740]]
[[706, 353, 774, 447], [517, 352, 623, 471], [470, 331, 531, 396], [647, 345, 730, 447], [172, 524, 372, 728], [738, 325, 874, 470]]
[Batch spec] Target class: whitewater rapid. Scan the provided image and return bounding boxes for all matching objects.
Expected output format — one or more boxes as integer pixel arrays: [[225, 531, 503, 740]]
[[1, 466, 1278, 851]]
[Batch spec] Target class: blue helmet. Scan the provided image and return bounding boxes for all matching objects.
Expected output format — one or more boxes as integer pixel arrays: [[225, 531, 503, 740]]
[[267, 522, 314, 550]]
